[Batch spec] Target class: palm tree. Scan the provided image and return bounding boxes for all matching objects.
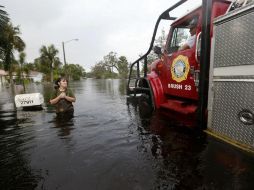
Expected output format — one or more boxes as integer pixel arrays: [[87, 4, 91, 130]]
[[0, 5, 9, 33], [0, 23, 25, 84], [0, 5, 9, 25], [39, 45, 59, 82], [0, 5, 9, 61], [19, 52, 26, 91]]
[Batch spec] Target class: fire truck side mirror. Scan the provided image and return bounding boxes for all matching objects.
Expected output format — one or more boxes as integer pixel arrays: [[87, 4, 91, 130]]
[[153, 46, 162, 56]]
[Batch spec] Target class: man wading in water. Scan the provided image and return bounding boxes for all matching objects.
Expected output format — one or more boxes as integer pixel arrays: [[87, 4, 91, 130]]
[[50, 77, 76, 117]]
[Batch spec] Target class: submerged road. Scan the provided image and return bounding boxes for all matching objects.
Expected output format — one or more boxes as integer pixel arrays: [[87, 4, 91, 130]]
[[0, 79, 254, 190]]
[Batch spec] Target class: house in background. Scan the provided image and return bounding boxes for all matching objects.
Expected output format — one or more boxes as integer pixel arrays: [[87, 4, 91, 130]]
[[1, 70, 44, 84], [0, 69, 7, 85], [28, 71, 44, 82]]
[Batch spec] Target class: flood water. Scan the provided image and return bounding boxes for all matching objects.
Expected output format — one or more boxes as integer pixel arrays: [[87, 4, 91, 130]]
[[0, 79, 254, 190]]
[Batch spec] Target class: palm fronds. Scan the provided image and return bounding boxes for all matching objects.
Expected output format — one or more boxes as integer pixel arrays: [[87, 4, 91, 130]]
[[0, 5, 9, 28]]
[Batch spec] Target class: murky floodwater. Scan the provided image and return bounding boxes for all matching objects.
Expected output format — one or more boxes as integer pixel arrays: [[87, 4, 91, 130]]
[[0, 79, 254, 190]]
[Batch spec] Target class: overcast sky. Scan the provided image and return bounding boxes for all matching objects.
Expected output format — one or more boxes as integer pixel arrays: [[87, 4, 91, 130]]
[[2, 0, 201, 71]]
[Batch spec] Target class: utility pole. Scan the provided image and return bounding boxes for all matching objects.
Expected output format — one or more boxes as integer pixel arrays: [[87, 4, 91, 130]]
[[62, 42, 67, 73], [62, 39, 78, 78]]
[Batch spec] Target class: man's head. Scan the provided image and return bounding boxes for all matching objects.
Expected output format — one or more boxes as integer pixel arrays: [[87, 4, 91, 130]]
[[55, 76, 68, 89], [188, 18, 197, 35]]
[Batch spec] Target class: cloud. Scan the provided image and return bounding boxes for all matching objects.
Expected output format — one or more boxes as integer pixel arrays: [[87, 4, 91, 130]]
[[1, 0, 201, 71]]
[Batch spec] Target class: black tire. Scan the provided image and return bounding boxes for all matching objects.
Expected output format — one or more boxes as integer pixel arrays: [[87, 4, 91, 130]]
[[138, 93, 153, 118]]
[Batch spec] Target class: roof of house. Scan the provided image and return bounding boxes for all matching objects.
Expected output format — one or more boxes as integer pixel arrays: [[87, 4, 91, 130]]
[[0, 69, 7, 76], [28, 71, 44, 77]]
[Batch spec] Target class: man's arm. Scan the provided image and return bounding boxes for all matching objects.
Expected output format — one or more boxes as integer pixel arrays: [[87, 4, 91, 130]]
[[65, 95, 76, 103], [179, 43, 190, 51], [179, 35, 196, 51], [50, 93, 65, 105], [65, 89, 76, 103]]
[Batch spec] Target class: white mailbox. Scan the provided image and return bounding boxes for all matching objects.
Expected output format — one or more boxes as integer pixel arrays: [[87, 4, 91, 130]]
[[15, 93, 44, 108]]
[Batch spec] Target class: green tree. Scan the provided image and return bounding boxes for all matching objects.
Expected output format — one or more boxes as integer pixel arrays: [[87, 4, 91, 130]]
[[0, 5, 9, 61], [0, 23, 25, 84], [18, 52, 26, 91], [145, 29, 168, 66], [155, 28, 167, 47], [8, 59, 19, 83], [23, 62, 35, 74], [33, 57, 48, 74], [39, 44, 59, 82], [103, 52, 129, 78], [103, 51, 118, 73], [91, 61, 107, 79], [0, 5, 9, 28], [117, 56, 129, 79], [65, 64, 85, 80], [90, 52, 130, 79]]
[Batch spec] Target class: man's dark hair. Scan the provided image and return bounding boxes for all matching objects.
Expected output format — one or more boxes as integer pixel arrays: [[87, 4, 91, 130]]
[[54, 77, 68, 89]]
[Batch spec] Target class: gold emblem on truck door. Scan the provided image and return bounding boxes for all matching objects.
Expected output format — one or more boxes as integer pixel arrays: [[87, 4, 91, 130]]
[[171, 55, 190, 83]]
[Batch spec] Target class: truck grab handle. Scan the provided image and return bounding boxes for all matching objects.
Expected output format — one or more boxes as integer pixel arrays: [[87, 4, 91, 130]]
[[195, 32, 202, 63]]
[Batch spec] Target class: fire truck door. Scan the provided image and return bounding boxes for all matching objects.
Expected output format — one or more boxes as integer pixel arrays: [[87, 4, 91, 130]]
[[164, 26, 199, 100]]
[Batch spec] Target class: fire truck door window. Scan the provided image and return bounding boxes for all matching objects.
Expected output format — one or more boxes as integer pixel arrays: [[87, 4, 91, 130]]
[[168, 27, 190, 54]]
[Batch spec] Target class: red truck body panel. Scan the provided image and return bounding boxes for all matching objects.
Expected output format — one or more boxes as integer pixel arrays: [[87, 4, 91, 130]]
[[147, 1, 230, 121]]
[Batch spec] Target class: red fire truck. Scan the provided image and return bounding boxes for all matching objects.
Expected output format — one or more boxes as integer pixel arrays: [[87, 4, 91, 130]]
[[127, 0, 254, 151], [128, 0, 239, 125]]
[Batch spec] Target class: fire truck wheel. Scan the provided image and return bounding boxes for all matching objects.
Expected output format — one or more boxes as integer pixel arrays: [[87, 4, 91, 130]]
[[138, 94, 153, 118]]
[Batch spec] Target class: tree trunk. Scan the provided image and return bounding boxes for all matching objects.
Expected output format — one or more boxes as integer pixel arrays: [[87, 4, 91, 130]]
[[9, 69, 14, 85], [50, 61, 53, 83], [51, 69, 53, 83], [5, 50, 14, 85], [20, 63, 26, 93]]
